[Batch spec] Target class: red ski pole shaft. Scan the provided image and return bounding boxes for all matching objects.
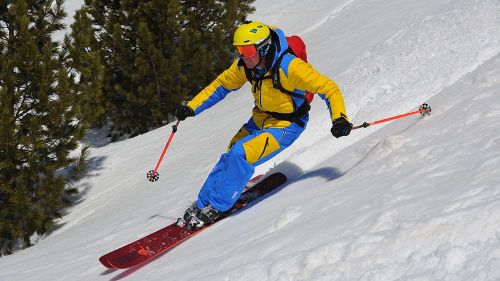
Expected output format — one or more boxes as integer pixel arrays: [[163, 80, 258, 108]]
[[352, 104, 431, 130], [147, 120, 180, 182]]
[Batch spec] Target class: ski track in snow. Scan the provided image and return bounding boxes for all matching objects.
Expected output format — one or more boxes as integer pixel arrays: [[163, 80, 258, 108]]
[[341, 0, 500, 124], [308, 54, 500, 281], [299, 0, 356, 36], [196, 54, 500, 281]]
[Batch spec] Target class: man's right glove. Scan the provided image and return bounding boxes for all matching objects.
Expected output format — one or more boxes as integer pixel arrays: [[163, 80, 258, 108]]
[[331, 116, 353, 138], [176, 105, 194, 121]]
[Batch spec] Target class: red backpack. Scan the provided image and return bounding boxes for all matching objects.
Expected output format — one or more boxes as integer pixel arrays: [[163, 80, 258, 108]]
[[285, 36, 314, 104]]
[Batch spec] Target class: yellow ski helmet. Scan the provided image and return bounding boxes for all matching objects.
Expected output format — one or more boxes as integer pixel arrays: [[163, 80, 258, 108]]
[[233, 21, 272, 58], [233, 21, 270, 46]]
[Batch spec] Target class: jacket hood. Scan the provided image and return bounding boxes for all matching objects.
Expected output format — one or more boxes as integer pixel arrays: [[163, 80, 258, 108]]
[[266, 28, 289, 72]]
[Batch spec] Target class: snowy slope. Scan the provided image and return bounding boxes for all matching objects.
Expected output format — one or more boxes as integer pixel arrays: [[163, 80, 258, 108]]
[[1, 0, 500, 280]]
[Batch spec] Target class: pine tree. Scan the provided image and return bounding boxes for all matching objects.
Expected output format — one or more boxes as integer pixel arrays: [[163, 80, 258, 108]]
[[180, 0, 255, 98], [0, 0, 90, 255], [63, 6, 105, 128], [73, 0, 255, 140]]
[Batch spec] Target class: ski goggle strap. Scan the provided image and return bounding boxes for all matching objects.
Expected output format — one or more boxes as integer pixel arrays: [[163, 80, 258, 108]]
[[236, 45, 258, 59]]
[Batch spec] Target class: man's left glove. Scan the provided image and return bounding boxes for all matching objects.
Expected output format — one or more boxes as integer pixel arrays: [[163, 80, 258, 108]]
[[331, 116, 352, 138], [176, 105, 194, 121]]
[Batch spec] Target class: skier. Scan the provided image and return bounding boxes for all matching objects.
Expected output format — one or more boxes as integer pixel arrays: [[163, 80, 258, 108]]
[[176, 21, 352, 230]]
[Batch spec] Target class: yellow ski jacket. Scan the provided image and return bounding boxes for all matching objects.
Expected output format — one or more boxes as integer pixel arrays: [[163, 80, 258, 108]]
[[187, 28, 348, 129]]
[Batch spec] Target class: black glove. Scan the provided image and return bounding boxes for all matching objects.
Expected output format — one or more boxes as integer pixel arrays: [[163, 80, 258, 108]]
[[331, 116, 352, 138], [176, 105, 194, 121]]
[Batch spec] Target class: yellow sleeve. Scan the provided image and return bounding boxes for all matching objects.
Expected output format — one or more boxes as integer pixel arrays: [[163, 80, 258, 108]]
[[187, 60, 247, 115], [287, 58, 348, 121]]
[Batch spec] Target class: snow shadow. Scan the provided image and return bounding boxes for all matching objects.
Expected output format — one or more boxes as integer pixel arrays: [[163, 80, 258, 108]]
[[266, 161, 304, 179], [300, 166, 344, 182], [269, 161, 344, 183], [70, 155, 107, 204], [52, 155, 107, 232], [83, 127, 112, 148], [84, 155, 107, 177], [267, 161, 344, 183]]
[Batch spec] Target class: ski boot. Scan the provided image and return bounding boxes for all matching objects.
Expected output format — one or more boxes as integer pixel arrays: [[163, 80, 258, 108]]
[[176, 202, 199, 227], [177, 203, 223, 231]]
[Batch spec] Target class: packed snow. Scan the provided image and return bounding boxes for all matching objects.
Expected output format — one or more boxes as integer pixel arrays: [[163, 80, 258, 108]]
[[1, 0, 500, 280]]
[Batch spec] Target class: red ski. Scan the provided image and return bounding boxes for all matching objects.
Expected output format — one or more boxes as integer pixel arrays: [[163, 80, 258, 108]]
[[99, 172, 287, 269]]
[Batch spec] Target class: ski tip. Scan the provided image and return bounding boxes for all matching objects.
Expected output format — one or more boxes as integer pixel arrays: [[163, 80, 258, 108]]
[[99, 255, 115, 269]]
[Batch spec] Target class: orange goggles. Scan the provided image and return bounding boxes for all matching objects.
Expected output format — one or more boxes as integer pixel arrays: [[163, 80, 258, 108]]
[[236, 45, 258, 59]]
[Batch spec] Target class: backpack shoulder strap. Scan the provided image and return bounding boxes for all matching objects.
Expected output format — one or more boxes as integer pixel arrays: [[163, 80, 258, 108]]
[[272, 51, 306, 100], [238, 50, 306, 102]]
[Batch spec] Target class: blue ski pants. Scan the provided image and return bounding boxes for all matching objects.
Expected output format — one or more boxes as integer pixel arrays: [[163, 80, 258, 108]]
[[196, 117, 306, 211]]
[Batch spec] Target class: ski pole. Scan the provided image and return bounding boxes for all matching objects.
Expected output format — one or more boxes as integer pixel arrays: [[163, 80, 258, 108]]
[[352, 103, 431, 130], [146, 120, 180, 182]]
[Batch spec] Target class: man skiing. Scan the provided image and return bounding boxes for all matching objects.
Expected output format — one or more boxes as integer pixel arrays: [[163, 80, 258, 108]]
[[176, 21, 352, 230]]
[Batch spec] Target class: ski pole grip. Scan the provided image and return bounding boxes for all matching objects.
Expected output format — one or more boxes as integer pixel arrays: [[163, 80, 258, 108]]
[[172, 120, 180, 133]]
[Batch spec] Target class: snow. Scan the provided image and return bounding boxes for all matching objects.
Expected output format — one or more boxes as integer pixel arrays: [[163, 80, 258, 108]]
[[2, 0, 500, 280]]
